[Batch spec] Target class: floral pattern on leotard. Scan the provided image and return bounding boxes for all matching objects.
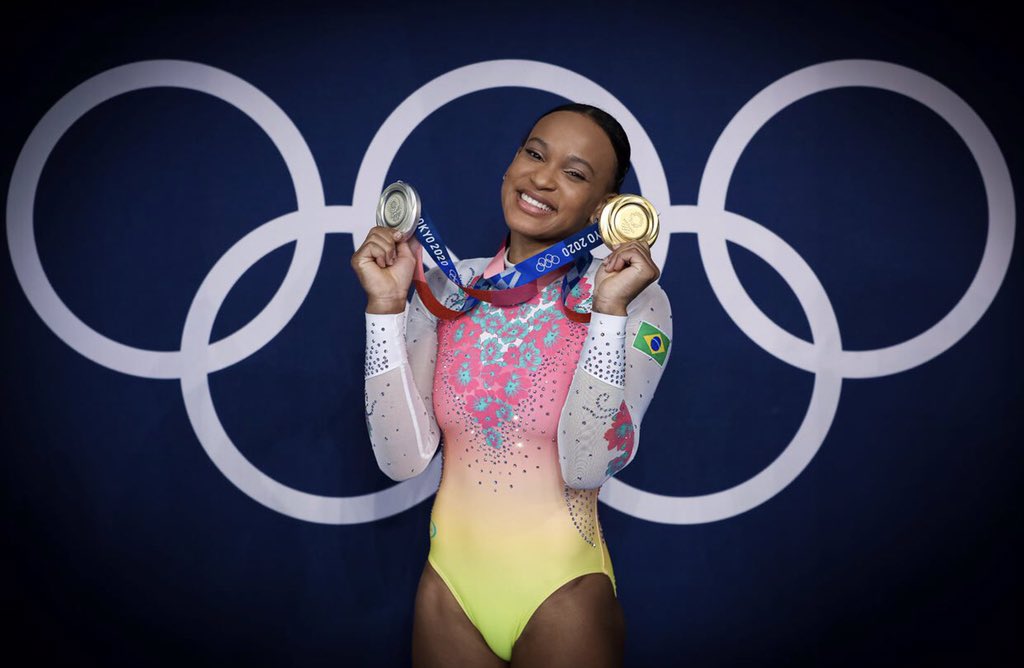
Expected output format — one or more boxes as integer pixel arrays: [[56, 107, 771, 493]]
[[604, 401, 635, 476], [445, 281, 572, 444], [436, 275, 596, 487], [564, 276, 594, 315], [429, 260, 626, 550]]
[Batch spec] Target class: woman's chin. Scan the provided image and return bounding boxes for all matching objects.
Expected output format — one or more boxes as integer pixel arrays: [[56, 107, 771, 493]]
[[505, 211, 559, 239], [507, 224, 557, 247]]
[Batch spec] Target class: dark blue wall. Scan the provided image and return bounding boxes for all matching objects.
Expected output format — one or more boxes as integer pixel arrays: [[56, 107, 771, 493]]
[[3, 1, 1021, 665]]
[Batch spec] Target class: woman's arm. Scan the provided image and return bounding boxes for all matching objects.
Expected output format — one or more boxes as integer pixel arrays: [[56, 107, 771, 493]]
[[363, 292, 441, 481], [557, 270, 672, 489], [353, 227, 442, 481]]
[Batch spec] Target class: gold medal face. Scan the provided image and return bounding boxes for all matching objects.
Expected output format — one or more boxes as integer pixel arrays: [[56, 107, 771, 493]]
[[598, 194, 659, 248], [376, 181, 420, 240]]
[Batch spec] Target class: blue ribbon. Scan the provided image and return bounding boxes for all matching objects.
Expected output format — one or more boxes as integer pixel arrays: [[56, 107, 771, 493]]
[[413, 214, 462, 285], [413, 212, 600, 314], [475, 222, 602, 290]]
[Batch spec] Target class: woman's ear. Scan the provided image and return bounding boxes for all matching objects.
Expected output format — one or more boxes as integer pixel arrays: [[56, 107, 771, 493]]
[[502, 148, 521, 182]]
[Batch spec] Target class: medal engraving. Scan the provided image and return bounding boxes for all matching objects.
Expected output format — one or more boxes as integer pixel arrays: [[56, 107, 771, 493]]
[[598, 194, 659, 248], [376, 181, 420, 240], [617, 204, 647, 239], [384, 193, 406, 227]]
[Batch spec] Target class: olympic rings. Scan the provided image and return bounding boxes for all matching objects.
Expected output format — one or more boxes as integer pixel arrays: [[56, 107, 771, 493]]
[[535, 254, 562, 272], [6, 58, 1015, 525]]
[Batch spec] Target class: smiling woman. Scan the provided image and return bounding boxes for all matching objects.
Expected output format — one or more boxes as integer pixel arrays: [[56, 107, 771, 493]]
[[501, 110, 620, 259], [351, 104, 673, 667]]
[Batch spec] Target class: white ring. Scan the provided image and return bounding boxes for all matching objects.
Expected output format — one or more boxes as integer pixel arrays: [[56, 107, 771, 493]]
[[600, 205, 843, 524], [6, 60, 326, 379], [348, 60, 672, 269], [179, 207, 441, 524], [698, 59, 1016, 378], [179, 59, 674, 523]]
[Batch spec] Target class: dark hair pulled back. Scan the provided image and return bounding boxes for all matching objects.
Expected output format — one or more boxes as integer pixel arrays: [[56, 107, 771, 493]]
[[520, 103, 631, 192]]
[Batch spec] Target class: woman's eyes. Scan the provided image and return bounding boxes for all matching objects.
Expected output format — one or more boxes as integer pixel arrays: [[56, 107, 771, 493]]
[[523, 149, 586, 181]]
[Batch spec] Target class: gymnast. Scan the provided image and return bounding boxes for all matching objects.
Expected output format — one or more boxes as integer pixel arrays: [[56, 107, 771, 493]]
[[353, 103, 672, 667]]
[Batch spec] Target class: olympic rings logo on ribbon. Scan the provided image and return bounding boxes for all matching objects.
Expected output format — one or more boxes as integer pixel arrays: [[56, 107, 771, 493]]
[[6, 59, 1015, 525], [535, 254, 562, 272]]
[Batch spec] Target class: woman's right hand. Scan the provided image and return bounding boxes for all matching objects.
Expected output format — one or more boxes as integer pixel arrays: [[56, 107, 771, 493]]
[[350, 228, 418, 314]]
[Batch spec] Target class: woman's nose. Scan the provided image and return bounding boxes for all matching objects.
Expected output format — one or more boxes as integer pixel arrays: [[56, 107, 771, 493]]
[[529, 162, 557, 189]]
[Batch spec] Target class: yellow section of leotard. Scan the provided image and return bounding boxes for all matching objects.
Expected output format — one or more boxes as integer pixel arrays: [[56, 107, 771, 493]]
[[425, 252, 617, 661]]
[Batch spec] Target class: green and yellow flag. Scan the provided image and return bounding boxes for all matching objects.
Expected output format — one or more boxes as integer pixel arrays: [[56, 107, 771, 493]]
[[632, 321, 670, 366]]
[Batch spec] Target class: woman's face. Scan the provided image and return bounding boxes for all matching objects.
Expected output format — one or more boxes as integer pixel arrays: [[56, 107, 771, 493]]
[[501, 111, 618, 248]]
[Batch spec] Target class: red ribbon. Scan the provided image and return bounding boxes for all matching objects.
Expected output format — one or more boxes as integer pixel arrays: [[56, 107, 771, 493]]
[[412, 243, 592, 323]]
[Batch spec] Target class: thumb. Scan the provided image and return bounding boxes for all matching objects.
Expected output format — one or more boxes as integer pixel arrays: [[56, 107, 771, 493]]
[[396, 236, 419, 262]]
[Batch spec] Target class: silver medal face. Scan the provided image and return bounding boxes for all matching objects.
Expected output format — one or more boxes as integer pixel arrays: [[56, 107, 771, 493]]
[[376, 181, 421, 240], [383, 191, 407, 227]]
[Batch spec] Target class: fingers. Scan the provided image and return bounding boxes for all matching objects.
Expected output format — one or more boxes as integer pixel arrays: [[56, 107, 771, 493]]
[[354, 227, 405, 269], [600, 241, 660, 281], [365, 239, 393, 268], [396, 234, 420, 262]]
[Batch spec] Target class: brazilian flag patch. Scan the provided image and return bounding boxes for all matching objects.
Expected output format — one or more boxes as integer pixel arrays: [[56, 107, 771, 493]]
[[633, 321, 670, 365]]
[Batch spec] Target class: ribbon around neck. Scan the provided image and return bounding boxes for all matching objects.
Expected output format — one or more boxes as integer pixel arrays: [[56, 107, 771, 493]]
[[409, 214, 597, 323]]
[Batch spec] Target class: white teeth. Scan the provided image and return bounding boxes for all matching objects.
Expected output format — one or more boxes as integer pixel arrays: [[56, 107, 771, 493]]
[[520, 192, 553, 212]]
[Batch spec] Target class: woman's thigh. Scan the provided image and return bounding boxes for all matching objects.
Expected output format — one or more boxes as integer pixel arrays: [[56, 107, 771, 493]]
[[411, 561, 508, 668], [509, 573, 625, 668]]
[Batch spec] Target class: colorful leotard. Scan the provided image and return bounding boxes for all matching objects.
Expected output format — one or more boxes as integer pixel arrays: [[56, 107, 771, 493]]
[[363, 246, 672, 661]]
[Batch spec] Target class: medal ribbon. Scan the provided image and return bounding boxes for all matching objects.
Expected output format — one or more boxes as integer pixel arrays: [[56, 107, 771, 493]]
[[410, 213, 598, 322]]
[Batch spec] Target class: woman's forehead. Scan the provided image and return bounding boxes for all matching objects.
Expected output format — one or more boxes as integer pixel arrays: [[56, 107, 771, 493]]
[[526, 112, 615, 164]]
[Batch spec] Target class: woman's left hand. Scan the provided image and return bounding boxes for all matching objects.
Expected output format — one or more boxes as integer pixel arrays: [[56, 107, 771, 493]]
[[591, 240, 660, 316]]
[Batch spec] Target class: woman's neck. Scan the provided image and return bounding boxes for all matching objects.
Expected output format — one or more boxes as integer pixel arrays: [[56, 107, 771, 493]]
[[506, 232, 555, 265]]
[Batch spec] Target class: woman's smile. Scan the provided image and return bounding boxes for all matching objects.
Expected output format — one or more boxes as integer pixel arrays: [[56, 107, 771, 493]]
[[517, 190, 557, 215]]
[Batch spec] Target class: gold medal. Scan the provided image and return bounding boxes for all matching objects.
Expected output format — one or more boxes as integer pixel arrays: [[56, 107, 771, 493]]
[[597, 194, 659, 248]]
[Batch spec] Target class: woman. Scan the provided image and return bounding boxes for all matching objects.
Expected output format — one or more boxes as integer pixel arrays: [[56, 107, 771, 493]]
[[352, 104, 672, 667]]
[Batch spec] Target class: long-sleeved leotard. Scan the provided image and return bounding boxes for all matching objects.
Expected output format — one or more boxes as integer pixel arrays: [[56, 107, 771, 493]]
[[363, 246, 671, 660]]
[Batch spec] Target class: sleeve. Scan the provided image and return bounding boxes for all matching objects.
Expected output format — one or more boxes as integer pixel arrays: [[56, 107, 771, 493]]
[[363, 290, 442, 481], [557, 283, 673, 489]]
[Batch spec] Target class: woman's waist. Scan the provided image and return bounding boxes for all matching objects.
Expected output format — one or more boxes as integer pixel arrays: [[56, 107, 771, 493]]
[[430, 473, 601, 541], [437, 441, 569, 502], [428, 490, 605, 562]]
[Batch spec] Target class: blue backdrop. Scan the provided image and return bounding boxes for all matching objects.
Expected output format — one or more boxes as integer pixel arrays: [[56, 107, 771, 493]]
[[3, 1, 1021, 665]]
